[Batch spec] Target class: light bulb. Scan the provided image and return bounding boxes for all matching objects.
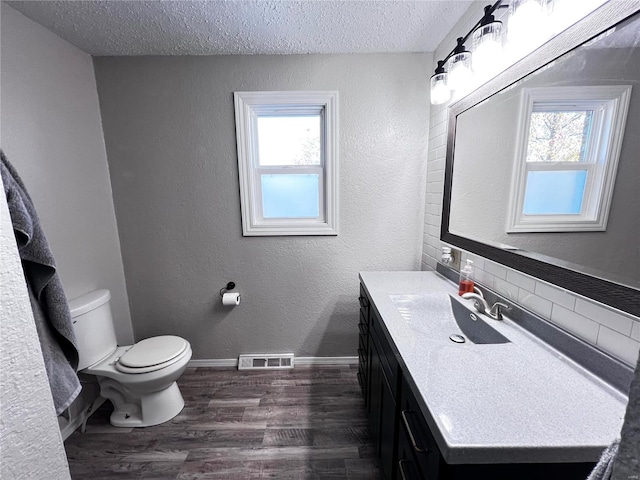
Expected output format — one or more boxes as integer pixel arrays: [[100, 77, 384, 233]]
[[472, 21, 503, 75], [446, 52, 473, 91], [430, 72, 450, 105], [508, 0, 549, 50]]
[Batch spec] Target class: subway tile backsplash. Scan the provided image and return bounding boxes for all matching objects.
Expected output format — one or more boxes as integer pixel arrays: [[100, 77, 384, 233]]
[[517, 288, 552, 320], [534, 282, 576, 311], [597, 325, 640, 366], [574, 299, 634, 336], [422, 0, 640, 367]]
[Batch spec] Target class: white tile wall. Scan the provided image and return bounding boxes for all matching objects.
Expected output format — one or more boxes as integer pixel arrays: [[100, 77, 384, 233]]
[[422, 0, 640, 368], [597, 326, 640, 366], [550, 304, 600, 344]]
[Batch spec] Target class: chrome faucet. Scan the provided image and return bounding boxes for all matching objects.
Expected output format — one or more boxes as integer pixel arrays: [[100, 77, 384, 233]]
[[461, 293, 491, 315], [488, 302, 509, 320], [461, 292, 509, 320]]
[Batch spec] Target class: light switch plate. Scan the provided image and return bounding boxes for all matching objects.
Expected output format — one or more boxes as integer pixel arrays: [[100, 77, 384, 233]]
[[450, 248, 461, 271]]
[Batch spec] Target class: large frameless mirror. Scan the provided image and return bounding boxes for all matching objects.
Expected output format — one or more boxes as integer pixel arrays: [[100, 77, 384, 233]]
[[442, 3, 640, 317]]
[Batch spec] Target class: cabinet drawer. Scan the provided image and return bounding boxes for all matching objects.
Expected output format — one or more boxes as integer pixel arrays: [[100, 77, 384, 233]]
[[358, 348, 366, 365], [358, 319, 368, 336], [371, 310, 399, 400], [359, 310, 368, 331], [400, 378, 440, 479], [359, 284, 370, 309], [359, 334, 367, 354], [397, 420, 424, 480]]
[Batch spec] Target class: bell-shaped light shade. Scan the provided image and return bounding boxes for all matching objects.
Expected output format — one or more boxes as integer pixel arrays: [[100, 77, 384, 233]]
[[508, 0, 549, 47], [430, 72, 450, 105], [445, 51, 472, 91], [472, 21, 503, 74]]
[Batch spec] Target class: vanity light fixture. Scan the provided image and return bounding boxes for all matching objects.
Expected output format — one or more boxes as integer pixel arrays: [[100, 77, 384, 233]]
[[430, 61, 450, 105], [446, 37, 473, 91], [472, 5, 504, 75], [431, 0, 584, 105], [430, 1, 507, 105], [507, 0, 552, 54]]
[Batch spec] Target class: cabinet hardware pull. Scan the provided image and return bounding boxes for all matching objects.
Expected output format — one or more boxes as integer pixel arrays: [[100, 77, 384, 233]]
[[398, 460, 410, 480], [401, 410, 429, 453], [358, 296, 369, 308]]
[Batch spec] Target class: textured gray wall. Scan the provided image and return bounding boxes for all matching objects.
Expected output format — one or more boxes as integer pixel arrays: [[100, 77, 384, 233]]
[[1, 162, 70, 480], [94, 53, 430, 359], [0, 4, 133, 344]]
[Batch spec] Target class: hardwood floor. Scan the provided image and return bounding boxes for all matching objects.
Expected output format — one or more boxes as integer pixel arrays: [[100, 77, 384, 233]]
[[64, 365, 380, 479]]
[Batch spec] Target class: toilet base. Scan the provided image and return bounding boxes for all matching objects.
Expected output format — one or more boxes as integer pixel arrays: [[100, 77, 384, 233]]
[[98, 378, 185, 427]]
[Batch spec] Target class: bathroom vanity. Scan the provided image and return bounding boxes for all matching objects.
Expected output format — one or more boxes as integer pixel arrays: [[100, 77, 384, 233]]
[[357, 270, 629, 480]]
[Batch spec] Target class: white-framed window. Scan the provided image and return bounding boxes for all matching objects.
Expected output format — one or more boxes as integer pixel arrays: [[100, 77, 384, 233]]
[[507, 85, 631, 233], [234, 91, 339, 236]]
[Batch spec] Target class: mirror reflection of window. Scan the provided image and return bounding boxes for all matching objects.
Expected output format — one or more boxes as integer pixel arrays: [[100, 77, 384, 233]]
[[526, 110, 593, 163], [507, 85, 632, 232], [523, 109, 594, 215]]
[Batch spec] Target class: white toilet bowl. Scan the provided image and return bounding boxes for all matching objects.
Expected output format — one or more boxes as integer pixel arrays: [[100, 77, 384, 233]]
[[70, 290, 193, 427], [85, 336, 192, 427]]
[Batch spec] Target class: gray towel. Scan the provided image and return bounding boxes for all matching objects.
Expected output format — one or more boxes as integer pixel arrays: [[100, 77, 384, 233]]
[[612, 351, 640, 480], [28, 282, 81, 414], [588, 440, 619, 480], [1, 150, 81, 414]]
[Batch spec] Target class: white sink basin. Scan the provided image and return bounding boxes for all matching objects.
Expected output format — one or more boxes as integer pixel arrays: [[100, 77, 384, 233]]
[[389, 293, 510, 344]]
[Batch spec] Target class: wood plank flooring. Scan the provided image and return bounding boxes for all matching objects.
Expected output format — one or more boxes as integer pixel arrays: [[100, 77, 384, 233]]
[[64, 365, 379, 479]]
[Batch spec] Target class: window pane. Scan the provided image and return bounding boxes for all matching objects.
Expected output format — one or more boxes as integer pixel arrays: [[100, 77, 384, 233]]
[[261, 174, 320, 218], [523, 170, 588, 215], [526, 110, 593, 163], [257, 116, 321, 166]]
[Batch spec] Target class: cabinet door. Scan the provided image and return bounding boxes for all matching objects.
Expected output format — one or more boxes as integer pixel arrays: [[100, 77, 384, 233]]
[[397, 421, 423, 480], [369, 340, 398, 480], [358, 285, 371, 404], [368, 336, 382, 454], [358, 309, 369, 401], [400, 378, 442, 479], [369, 322, 399, 480], [379, 366, 397, 480]]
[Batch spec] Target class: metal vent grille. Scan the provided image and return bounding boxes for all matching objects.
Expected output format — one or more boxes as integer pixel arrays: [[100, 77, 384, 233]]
[[238, 353, 295, 370]]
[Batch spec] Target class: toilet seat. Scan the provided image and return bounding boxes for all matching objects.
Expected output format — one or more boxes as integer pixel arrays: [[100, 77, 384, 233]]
[[115, 336, 189, 374]]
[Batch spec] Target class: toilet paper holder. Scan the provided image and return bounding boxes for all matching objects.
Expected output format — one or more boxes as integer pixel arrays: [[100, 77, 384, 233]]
[[219, 282, 236, 297]]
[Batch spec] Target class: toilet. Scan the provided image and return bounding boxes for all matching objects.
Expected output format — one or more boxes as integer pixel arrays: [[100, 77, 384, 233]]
[[69, 289, 192, 427]]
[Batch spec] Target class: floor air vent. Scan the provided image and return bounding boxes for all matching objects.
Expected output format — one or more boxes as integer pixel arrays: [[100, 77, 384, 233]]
[[238, 353, 295, 370]]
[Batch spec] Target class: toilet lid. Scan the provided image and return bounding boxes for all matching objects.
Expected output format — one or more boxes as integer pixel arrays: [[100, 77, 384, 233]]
[[118, 336, 189, 368]]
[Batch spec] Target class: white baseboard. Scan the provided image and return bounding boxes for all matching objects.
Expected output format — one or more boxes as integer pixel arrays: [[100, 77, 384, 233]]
[[295, 356, 358, 365], [188, 356, 358, 368], [188, 358, 238, 368]]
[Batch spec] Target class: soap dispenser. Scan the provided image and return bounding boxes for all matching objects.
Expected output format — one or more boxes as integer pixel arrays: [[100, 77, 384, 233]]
[[458, 259, 475, 295]]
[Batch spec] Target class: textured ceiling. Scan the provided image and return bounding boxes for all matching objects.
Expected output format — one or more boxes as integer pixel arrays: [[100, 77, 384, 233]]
[[7, 0, 474, 56]]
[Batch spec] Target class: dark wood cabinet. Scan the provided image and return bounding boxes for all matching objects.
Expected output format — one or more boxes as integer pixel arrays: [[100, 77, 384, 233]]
[[357, 285, 370, 402], [369, 326, 397, 480], [397, 418, 425, 480], [359, 282, 597, 480], [359, 286, 401, 480], [398, 377, 441, 480]]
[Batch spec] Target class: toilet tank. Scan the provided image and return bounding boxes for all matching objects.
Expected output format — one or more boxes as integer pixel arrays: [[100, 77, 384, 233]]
[[69, 289, 118, 370]]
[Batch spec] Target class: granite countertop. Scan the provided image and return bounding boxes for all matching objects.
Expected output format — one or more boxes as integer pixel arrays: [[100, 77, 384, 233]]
[[359, 270, 628, 465]]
